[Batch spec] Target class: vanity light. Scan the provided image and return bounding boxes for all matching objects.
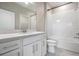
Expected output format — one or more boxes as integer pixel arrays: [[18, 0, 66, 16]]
[[24, 2, 33, 4], [56, 20, 61, 23], [25, 2, 29, 4]]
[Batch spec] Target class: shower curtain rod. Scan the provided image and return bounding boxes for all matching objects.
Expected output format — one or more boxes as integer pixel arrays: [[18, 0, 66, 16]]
[[47, 2, 72, 11]]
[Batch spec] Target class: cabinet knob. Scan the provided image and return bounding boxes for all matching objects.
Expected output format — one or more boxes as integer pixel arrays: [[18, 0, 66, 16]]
[[18, 52, 20, 56], [36, 44, 38, 51], [32, 45, 35, 54]]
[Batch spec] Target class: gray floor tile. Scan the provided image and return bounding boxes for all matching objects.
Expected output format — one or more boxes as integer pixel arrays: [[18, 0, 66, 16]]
[[47, 47, 79, 56]]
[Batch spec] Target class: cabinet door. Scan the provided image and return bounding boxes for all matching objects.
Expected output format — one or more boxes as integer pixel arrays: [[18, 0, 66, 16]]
[[1, 49, 20, 56], [41, 39, 47, 56], [23, 44, 34, 56], [34, 41, 41, 56]]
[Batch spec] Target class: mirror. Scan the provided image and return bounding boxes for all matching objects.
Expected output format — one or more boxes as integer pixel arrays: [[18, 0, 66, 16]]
[[0, 2, 36, 34], [0, 9, 15, 30]]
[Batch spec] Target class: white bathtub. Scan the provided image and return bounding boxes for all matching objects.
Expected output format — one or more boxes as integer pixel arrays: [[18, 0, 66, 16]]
[[49, 36, 79, 53]]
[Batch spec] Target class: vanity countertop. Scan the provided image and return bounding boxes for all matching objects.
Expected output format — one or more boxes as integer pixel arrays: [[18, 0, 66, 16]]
[[0, 32, 45, 43]]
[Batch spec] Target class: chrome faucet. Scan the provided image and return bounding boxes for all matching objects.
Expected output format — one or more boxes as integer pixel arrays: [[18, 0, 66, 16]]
[[21, 23, 28, 33], [76, 33, 79, 36], [73, 33, 79, 39]]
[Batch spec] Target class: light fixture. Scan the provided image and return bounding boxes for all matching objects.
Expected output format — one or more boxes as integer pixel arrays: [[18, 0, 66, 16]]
[[24, 2, 29, 4], [24, 2, 33, 4], [56, 20, 61, 23]]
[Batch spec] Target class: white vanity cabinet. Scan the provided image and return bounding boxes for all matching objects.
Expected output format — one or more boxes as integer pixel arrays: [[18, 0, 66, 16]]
[[23, 35, 42, 56], [23, 34, 47, 56], [0, 32, 47, 56], [0, 40, 21, 56]]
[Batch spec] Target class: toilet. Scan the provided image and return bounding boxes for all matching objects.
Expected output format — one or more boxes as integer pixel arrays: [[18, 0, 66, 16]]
[[47, 37, 57, 54]]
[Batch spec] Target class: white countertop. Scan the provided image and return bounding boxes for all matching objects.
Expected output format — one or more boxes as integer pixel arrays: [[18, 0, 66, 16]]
[[0, 32, 45, 43]]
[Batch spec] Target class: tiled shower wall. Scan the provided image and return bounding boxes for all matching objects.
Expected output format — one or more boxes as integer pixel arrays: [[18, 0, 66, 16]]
[[46, 2, 78, 37]]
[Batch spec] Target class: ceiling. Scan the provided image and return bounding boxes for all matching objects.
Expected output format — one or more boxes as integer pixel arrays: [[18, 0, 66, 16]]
[[0, 2, 71, 16], [17, 2, 70, 11], [16, 2, 71, 14]]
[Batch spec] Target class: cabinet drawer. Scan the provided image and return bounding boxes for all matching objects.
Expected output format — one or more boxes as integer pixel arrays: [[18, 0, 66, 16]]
[[1, 49, 20, 56], [0, 40, 20, 54], [23, 35, 42, 46]]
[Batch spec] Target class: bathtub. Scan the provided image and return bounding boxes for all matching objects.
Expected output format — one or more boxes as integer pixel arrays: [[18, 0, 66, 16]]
[[49, 36, 79, 53]]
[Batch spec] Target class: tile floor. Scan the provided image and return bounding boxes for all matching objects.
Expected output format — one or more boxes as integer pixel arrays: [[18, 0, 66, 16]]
[[47, 47, 79, 56]]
